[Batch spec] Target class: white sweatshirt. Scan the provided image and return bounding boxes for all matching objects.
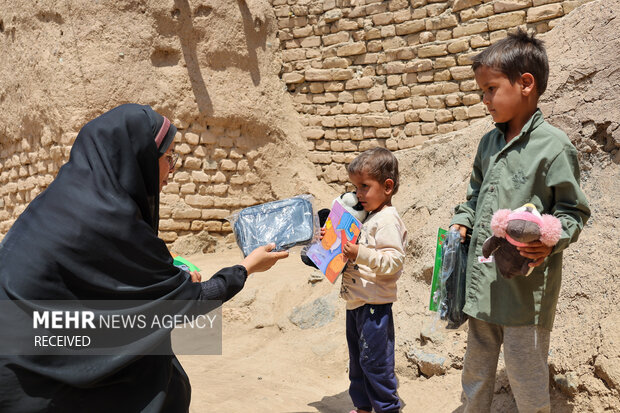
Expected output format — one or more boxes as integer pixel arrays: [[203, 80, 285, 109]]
[[340, 206, 408, 310]]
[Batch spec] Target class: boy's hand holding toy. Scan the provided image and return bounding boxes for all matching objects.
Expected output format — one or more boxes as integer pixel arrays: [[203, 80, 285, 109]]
[[517, 241, 553, 267], [482, 203, 561, 278], [449, 224, 469, 243]]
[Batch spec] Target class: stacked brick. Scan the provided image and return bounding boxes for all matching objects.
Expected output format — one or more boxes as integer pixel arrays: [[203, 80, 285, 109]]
[[0, 0, 594, 243], [0, 123, 271, 244], [159, 123, 271, 243], [0, 135, 70, 234], [275, 0, 592, 188]]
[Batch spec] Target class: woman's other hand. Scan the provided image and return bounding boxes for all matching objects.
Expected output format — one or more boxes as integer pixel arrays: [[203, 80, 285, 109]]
[[189, 271, 202, 283], [240, 243, 289, 275]]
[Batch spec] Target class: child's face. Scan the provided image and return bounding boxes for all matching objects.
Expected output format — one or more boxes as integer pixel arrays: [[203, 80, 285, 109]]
[[475, 65, 532, 124], [349, 171, 393, 213]]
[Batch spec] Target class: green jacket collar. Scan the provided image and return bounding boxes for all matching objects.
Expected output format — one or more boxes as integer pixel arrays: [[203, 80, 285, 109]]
[[495, 108, 544, 149], [495, 108, 544, 135]]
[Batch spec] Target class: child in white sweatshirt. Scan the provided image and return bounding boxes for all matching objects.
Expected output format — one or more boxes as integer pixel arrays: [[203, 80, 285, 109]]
[[340, 148, 407, 413]]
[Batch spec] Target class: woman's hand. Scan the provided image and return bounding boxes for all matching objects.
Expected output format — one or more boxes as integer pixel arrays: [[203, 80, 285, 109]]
[[240, 243, 289, 275], [189, 271, 202, 283]]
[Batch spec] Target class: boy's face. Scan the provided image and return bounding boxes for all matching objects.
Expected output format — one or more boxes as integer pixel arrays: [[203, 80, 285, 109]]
[[475, 65, 534, 124], [349, 171, 393, 213]]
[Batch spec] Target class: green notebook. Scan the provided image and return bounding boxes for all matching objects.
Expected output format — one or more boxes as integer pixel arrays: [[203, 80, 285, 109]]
[[429, 228, 448, 311], [173, 256, 200, 273]]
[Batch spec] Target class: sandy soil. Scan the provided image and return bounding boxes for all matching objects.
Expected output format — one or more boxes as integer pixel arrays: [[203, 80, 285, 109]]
[[179, 248, 464, 413], [177, 248, 570, 413], [1, 0, 618, 410]]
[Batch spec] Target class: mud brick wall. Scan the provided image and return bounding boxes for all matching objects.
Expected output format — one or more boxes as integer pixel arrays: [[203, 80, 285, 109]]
[[0, 120, 276, 247], [0, 136, 69, 234], [275, 0, 592, 189], [157, 120, 274, 245], [0, 0, 593, 244]]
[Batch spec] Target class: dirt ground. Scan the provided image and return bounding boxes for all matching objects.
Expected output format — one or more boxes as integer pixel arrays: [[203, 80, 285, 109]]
[[178, 245, 615, 413], [179, 248, 466, 413], [1, 0, 618, 411]]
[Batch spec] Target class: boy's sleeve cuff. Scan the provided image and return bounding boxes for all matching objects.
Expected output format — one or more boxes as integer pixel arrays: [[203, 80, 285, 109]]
[[449, 215, 472, 228]]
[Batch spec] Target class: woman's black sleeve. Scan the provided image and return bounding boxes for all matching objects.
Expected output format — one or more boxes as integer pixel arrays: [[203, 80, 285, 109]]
[[199, 265, 248, 302]]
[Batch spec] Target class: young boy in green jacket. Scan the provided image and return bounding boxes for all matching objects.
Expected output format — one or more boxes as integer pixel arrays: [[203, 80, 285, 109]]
[[450, 30, 590, 412]]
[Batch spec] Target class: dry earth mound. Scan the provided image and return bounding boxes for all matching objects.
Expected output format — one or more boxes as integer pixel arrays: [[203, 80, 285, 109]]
[[0, 0, 336, 242]]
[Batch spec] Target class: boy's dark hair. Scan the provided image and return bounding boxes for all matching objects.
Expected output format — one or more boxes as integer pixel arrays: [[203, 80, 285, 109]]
[[347, 147, 400, 195], [472, 29, 549, 95]]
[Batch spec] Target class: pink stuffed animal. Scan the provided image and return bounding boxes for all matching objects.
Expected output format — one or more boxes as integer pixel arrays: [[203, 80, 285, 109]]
[[482, 203, 562, 278]]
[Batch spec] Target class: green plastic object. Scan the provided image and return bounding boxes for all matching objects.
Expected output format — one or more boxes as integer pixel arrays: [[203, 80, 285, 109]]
[[429, 228, 448, 311], [173, 256, 200, 273]]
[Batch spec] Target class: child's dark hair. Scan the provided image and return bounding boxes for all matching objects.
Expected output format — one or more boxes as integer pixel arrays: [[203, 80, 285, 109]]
[[472, 29, 549, 95], [347, 147, 399, 195]]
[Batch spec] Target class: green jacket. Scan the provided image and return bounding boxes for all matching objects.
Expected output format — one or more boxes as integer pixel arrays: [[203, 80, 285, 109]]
[[451, 110, 590, 330]]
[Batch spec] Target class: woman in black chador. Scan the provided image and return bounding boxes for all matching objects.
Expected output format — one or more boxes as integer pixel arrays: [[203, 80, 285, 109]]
[[0, 104, 287, 412]]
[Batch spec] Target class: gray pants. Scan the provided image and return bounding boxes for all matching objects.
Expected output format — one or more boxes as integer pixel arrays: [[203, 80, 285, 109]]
[[462, 317, 551, 413]]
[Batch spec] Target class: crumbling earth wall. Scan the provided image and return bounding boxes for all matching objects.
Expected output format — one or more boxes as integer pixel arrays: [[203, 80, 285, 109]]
[[0, 0, 595, 249], [0, 0, 335, 251]]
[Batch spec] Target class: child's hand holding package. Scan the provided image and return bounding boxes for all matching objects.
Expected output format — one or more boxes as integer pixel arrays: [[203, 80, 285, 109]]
[[450, 224, 469, 243], [342, 241, 359, 261]]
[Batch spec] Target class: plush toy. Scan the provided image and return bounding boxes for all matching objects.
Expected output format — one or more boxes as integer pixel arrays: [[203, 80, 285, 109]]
[[482, 203, 562, 278], [301, 192, 367, 268], [331, 192, 367, 223]]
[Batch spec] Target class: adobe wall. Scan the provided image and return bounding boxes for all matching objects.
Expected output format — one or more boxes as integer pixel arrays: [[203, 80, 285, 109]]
[[0, 0, 593, 249], [0, 0, 334, 253], [276, 0, 593, 188]]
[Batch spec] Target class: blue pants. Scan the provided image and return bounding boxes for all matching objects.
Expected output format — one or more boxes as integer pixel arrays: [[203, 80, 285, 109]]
[[346, 303, 401, 413]]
